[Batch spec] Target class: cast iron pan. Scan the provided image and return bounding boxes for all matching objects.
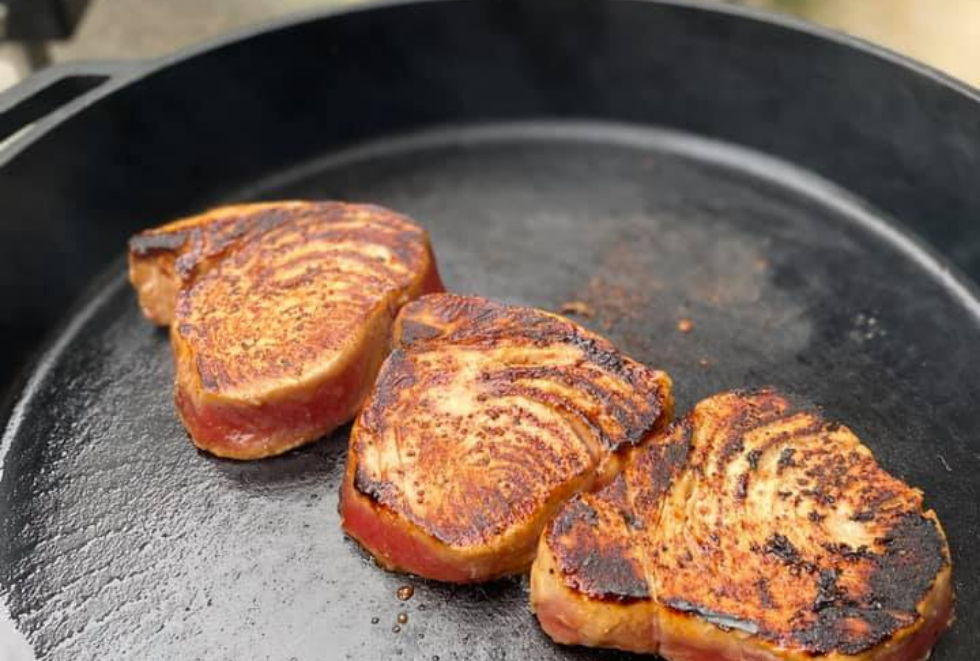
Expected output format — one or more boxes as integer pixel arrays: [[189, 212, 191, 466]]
[[1, 1, 979, 659]]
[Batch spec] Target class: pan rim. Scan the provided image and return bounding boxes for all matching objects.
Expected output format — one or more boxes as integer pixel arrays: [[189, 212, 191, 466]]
[[1, 0, 978, 167]]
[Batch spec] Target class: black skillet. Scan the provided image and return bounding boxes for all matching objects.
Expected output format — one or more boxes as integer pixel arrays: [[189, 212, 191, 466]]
[[1, 1, 979, 659]]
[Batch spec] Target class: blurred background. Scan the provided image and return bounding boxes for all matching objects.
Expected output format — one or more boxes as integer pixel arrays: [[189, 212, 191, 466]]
[[1, 0, 979, 93]]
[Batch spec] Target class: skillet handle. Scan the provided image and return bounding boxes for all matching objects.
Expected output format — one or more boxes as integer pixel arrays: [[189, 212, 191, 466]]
[[0, 60, 138, 153]]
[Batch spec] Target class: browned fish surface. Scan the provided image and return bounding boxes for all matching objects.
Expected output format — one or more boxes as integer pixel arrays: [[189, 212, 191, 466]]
[[339, 293, 673, 582], [531, 389, 954, 661], [128, 201, 443, 459]]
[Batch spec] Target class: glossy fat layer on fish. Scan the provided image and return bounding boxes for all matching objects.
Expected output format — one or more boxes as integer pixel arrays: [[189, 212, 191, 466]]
[[533, 389, 954, 661], [342, 294, 672, 581]]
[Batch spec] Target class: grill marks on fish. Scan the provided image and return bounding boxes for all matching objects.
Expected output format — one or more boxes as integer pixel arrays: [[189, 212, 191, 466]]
[[342, 294, 672, 581], [532, 389, 953, 660]]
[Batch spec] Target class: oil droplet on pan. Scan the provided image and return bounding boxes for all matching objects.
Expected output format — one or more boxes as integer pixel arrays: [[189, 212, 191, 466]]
[[396, 585, 415, 601]]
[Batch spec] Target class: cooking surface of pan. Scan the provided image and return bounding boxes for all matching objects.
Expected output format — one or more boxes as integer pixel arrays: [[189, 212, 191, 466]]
[[2, 122, 978, 660], [2, 1, 980, 659]]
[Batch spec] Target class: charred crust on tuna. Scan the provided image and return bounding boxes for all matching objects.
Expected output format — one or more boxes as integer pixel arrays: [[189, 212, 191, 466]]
[[734, 473, 750, 500], [129, 231, 188, 255], [756, 578, 775, 609], [348, 294, 672, 574], [548, 497, 649, 602], [867, 513, 947, 613], [777, 447, 797, 472], [398, 319, 444, 345], [353, 464, 396, 504], [536, 389, 953, 658], [764, 533, 801, 564]]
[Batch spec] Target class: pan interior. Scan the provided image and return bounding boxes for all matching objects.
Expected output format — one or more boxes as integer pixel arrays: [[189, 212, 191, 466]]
[[2, 121, 977, 661]]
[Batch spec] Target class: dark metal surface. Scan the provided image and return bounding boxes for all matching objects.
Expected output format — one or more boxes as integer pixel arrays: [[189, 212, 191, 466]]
[[0, 70, 108, 147], [3, 0, 980, 391], [1, 2, 979, 660], [3, 123, 979, 660], [0, 59, 136, 158]]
